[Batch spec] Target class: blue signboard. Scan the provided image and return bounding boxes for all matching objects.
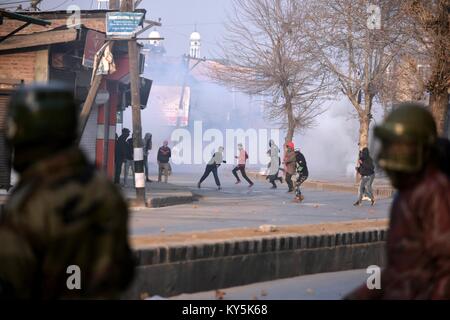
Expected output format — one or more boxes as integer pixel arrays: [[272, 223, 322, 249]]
[[106, 12, 144, 38]]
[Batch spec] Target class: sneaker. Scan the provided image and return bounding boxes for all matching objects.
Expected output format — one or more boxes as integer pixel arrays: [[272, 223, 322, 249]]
[[270, 185, 277, 189], [218, 186, 222, 190], [353, 201, 361, 206], [280, 177, 284, 184], [197, 182, 201, 189], [371, 198, 375, 206], [248, 183, 254, 188], [287, 189, 294, 193], [235, 180, 241, 184], [299, 194, 305, 201]]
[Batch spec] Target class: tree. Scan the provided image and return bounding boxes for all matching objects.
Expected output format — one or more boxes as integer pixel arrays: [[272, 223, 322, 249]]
[[402, 0, 450, 136], [305, 0, 408, 149], [209, 0, 330, 143]]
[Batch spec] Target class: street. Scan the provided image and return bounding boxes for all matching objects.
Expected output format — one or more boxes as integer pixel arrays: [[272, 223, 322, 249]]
[[171, 269, 368, 300], [130, 171, 391, 236]]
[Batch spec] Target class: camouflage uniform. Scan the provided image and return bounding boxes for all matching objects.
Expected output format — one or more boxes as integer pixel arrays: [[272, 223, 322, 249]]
[[0, 84, 134, 299]]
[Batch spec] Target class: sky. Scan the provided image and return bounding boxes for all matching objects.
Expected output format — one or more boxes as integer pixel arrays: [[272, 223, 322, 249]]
[[0, 0, 231, 58]]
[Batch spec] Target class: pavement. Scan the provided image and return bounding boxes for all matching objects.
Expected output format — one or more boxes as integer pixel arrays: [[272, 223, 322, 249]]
[[170, 269, 368, 300], [129, 172, 392, 237]]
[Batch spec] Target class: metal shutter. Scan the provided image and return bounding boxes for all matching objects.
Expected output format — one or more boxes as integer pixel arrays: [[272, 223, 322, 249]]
[[79, 103, 98, 163], [0, 92, 12, 190]]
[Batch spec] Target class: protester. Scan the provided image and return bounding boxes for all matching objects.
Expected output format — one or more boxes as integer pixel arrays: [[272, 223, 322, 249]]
[[232, 143, 254, 187], [198, 147, 226, 190], [354, 147, 375, 206], [283, 141, 296, 192], [157, 140, 172, 183], [294, 147, 309, 202], [266, 140, 282, 189]]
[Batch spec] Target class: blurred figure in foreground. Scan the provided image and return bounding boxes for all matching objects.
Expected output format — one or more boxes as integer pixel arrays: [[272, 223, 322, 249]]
[[0, 83, 134, 299], [346, 102, 450, 300]]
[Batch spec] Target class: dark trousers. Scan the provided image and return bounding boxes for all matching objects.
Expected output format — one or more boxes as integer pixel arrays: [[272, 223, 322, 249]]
[[267, 174, 282, 187], [286, 173, 294, 191], [114, 158, 124, 184], [232, 165, 253, 184], [199, 164, 220, 186]]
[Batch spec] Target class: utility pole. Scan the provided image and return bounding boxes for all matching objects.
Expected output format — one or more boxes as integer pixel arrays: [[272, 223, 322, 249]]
[[122, 0, 146, 205]]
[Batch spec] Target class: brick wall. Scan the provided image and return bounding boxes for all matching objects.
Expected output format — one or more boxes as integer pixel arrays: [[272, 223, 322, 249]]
[[0, 51, 36, 83]]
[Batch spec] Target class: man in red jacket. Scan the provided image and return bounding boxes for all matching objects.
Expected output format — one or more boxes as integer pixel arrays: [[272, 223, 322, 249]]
[[346, 102, 450, 299]]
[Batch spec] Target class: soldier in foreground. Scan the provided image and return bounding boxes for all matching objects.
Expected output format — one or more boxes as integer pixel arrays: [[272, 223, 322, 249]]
[[346, 102, 450, 299], [0, 83, 135, 299]]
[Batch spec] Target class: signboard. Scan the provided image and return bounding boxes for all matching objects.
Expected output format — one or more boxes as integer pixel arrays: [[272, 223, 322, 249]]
[[106, 12, 144, 38], [82, 29, 106, 68]]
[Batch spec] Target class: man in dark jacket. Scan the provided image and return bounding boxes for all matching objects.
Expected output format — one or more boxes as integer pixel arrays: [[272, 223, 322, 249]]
[[157, 140, 171, 183], [114, 128, 130, 184], [354, 147, 375, 206]]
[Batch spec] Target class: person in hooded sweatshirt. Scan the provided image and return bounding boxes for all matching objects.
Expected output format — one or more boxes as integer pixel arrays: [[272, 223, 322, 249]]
[[354, 147, 375, 206], [232, 143, 254, 187], [283, 141, 297, 193], [266, 140, 283, 189], [198, 147, 226, 190]]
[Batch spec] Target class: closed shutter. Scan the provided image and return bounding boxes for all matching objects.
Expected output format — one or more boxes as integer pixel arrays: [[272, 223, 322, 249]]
[[79, 103, 98, 163], [0, 91, 12, 190]]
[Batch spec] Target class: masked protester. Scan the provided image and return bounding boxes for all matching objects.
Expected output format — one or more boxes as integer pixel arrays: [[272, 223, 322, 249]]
[[266, 140, 282, 189], [294, 147, 309, 202], [198, 147, 226, 190], [354, 147, 375, 206], [0, 83, 134, 299], [232, 143, 254, 187], [283, 142, 296, 193], [345, 102, 450, 300]]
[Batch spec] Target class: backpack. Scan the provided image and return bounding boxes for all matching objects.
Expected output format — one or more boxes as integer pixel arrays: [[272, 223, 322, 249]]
[[245, 151, 249, 160]]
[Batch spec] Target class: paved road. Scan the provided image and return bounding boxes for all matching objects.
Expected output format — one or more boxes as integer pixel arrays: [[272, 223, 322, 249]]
[[130, 172, 391, 236], [170, 269, 368, 300]]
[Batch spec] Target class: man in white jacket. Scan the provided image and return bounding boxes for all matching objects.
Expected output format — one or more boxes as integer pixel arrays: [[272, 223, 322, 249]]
[[232, 143, 254, 187], [198, 147, 226, 190]]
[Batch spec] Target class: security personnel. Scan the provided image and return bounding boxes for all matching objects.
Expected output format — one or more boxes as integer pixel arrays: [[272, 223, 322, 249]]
[[346, 102, 450, 299], [0, 83, 135, 299]]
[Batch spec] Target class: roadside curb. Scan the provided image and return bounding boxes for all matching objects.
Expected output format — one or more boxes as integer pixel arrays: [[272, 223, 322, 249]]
[[123, 226, 388, 298]]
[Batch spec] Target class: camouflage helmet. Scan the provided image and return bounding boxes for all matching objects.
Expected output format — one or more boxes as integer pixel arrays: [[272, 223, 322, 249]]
[[6, 82, 78, 148], [374, 102, 437, 173]]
